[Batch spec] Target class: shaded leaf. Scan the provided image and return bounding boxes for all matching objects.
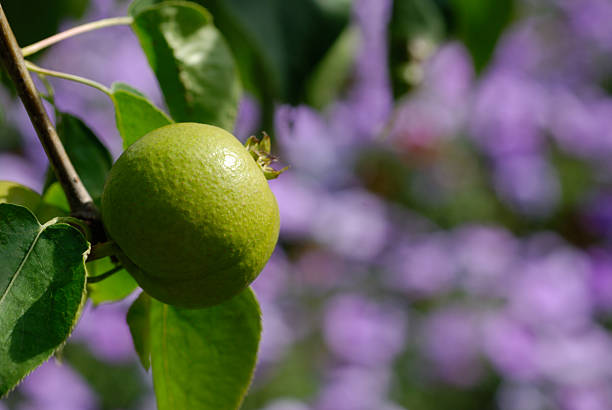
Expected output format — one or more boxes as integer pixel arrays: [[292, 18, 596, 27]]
[[130, 1, 241, 130], [45, 112, 112, 203], [86, 257, 138, 305], [150, 288, 261, 410], [111, 82, 173, 148], [126, 292, 152, 370], [0, 203, 89, 397]]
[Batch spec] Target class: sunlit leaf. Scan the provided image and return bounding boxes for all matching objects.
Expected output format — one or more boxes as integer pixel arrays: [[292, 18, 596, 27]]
[[150, 288, 261, 410]]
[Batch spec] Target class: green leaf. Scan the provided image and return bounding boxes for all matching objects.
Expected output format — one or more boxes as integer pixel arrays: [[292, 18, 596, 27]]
[[193, 0, 350, 105], [86, 257, 138, 305], [130, 1, 241, 131], [111, 82, 173, 148], [0, 203, 89, 397], [45, 112, 112, 203], [449, 0, 515, 73], [0, 181, 66, 223], [126, 292, 152, 370], [150, 288, 261, 410]]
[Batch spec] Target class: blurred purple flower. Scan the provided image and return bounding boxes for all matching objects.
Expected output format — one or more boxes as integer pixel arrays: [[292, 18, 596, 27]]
[[561, 0, 612, 52], [492, 153, 560, 216], [587, 250, 612, 312], [18, 360, 97, 410], [497, 383, 552, 410], [268, 173, 323, 239], [339, 0, 393, 140], [558, 384, 612, 410], [482, 314, 539, 381], [423, 42, 474, 107], [537, 328, 612, 387], [471, 70, 548, 157], [581, 194, 612, 238], [509, 249, 592, 332], [71, 301, 135, 363], [257, 299, 294, 365], [233, 94, 261, 141], [420, 306, 483, 386], [384, 234, 456, 298], [311, 189, 390, 262], [548, 89, 612, 160], [294, 249, 347, 289], [452, 225, 518, 297], [252, 249, 290, 303], [323, 294, 407, 367], [0, 154, 45, 192], [316, 366, 399, 410]]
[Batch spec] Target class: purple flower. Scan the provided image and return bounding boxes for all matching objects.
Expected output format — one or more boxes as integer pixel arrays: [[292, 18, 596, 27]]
[[496, 383, 552, 410], [451, 225, 518, 297], [557, 384, 612, 410], [316, 366, 398, 410], [311, 189, 390, 262], [482, 314, 538, 381], [470, 70, 548, 157], [323, 294, 407, 367], [252, 249, 290, 303], [257, 299, 293, 365], [18, 360, 97, 410], [0, 154, 45, 192], [492, 153, 560, 216], [587, 250, 612, 312], [561, 0, 612, 52], [384, 234, 457, 298], [294, 249, 347, 289], [233, 94, 261, 141], [268, 173, 323, 239], [508, 249, 592, 332], [536, 328, 612, 386], [419, 306, 483, 386], [71, 301, 135, 363]]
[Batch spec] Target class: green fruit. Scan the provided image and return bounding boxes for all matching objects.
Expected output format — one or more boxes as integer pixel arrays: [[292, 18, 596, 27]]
[[101, 123, 280, 308]]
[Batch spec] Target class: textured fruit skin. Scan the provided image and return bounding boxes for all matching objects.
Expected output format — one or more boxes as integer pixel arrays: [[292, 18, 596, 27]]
[[101, 123, 280, 308]]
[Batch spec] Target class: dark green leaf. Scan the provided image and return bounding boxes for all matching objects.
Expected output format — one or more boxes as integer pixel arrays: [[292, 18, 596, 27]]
[[111, 82, 173, 148], [3, 0, 90, 48], [86, 257, 138, 305], [130, 1, 241, 130], [449, 0, 515, 73], [45, 112, 112, 203], [126, 292, 152, 370], [150, 288, 261, 410], [0, 203, 89, 397]]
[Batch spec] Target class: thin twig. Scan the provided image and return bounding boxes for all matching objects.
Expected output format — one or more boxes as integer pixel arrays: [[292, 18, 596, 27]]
[[25, 61, 112, 96], [87, 241, 120, 262], [0, 4, 97, 220], [21, 16, 133, 57], [87, 265, 123, 284]]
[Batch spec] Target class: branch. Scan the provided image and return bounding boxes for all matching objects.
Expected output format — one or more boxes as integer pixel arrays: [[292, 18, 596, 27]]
[[22, 16, 133, 57], [0, 4, 98, 221]]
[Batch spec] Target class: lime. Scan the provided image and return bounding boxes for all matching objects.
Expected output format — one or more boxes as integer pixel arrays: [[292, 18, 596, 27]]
[[101, 123, 280, 308]]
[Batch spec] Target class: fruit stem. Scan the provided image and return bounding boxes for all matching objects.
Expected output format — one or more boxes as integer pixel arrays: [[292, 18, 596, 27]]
[[0, 4, 98, 221], [21, 16, 133, 57], [87, 265, 123, 284], [25, 61, 112, 96], [87, 241, 120, 262]]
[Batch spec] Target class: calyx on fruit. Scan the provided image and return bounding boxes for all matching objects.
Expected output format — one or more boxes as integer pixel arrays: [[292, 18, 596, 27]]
[[101, 123, 281, 308]]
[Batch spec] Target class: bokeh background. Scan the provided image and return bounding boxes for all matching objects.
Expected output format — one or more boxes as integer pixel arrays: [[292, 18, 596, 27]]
[[3, 0, 612, 409]]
